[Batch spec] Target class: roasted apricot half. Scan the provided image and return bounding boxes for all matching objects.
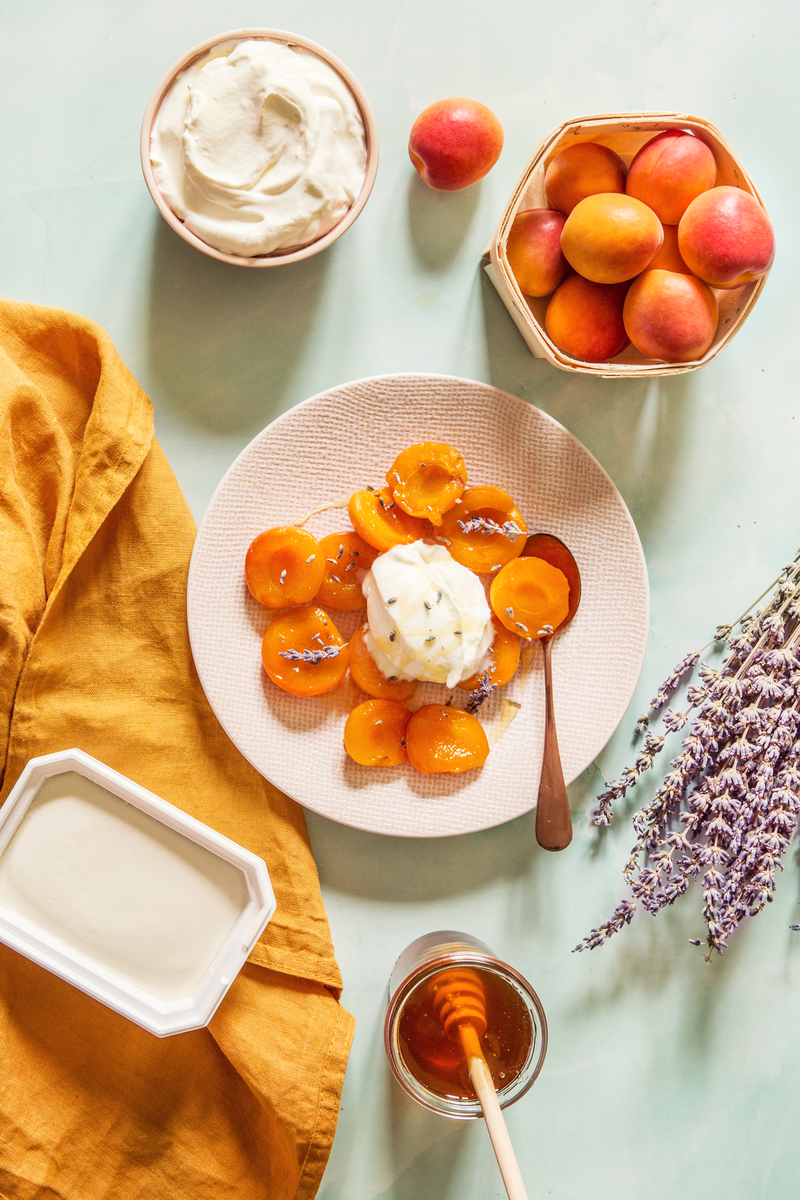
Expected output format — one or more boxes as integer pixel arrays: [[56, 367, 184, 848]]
[[490, 557, 570, 638], [315, 532, 377, 611], [348, 487, 428, 552], [405, 705, 490, 774], [348, 625, 416, 703], [439, 486, 527, 573], [261, 605, 349, 696], [458, 616, 520, 691], [245, 527, 325, 609], [386, 442, 467, 526], [344, 698, 410, 766]]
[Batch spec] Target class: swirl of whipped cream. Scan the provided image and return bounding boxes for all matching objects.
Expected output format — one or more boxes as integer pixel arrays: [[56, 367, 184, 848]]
[[150, 39, 367, 257]]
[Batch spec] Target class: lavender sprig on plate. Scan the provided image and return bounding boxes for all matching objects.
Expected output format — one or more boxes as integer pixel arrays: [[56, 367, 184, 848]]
[[576, 552, 800, 959], [279, 645, 342, 664], [457, 515, 523, 541]]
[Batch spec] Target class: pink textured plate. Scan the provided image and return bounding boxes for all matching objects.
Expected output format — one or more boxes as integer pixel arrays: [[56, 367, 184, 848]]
[[187, 375, 649, 837]]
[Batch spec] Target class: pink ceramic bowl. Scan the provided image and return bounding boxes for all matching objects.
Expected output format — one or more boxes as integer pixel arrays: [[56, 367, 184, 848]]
[[140, 29, 379, 267]]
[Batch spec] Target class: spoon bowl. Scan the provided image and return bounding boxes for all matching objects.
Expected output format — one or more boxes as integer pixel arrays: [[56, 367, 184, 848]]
[[521, 534, 582, 851]]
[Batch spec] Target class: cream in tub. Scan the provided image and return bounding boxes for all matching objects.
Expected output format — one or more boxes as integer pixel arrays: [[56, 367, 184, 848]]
[[0, 749, 276, 1036]]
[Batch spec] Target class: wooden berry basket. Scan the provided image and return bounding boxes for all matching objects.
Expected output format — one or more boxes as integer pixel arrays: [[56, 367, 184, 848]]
[[484, 111, 772, 378]]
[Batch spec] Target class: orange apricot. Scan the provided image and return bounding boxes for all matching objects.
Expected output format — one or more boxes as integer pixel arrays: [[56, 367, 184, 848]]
[[647, 223, 692, 274], [626, 130, 717, 225], [405, 705, 490, 774], [344, 699, 410, 766], [261, 605, 349, 696], [458, 616, 520, 691], [623, 269, 718, 363], [386, 442, 467, 526], [348, 625, 417, 703], [348, 487, 428, 552], [544, 142, 627, 216], [438, 486, 527, 573], [506, 208, 569, 298], [315, 531, 377, 611], [490, 557, 570, 638], [245, 527, 325, 609], [561, 193, 663, 285], [545, 274, 629, 362]]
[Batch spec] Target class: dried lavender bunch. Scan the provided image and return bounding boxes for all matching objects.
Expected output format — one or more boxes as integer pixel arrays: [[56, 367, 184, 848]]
[[576, 552, 800, 959], [457, 515, 524, 540]]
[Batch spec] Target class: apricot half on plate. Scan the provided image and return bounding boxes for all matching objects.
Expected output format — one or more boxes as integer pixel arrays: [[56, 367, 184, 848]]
[[315, 531, 377, 611], [458, 615, 520, 691], [490, 557, 570, 637], [405, 705, 490, 774], [348, 487, 428, 551], [344, 698, 410, 766], [439, 485, 527, 573], [261, 605, 348, 696], [246, 527, 324, 608], [348, 625, 416, 703], [386, 442, 467, 526]]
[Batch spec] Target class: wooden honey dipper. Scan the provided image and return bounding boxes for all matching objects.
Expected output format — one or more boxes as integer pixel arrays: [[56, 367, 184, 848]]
[[429, 968, 529, 1200]]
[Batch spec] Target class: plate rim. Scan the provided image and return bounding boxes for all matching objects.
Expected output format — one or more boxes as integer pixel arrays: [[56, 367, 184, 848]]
[[187, 372, 650, 837]]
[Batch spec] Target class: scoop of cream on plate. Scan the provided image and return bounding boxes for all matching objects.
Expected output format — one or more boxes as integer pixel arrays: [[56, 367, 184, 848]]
[[362, 541, 494, 690]]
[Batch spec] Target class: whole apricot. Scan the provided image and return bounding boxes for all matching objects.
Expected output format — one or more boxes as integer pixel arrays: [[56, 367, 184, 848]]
[[561, 193, 663, 284], [623, 269, 718, 362], [408, 98, 503, 191], [626, 130, 717, 225], [505, 209, 569, 297], [647, 223, 692, 274], [678, 186, 775, 289], [545, 274, 629, 362], [544, 142, 627, 215]]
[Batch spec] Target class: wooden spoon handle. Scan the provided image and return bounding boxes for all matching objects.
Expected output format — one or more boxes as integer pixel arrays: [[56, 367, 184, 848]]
[[535, 637, 572, 852], [459, 1025, 529, 1200]]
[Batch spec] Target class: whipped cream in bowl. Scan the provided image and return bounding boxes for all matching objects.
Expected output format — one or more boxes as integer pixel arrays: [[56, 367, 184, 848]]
[[141, 30, 378, 266]]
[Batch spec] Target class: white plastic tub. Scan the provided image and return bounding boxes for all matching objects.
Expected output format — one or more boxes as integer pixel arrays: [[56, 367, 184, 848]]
[[0, 748, 276, 1036]]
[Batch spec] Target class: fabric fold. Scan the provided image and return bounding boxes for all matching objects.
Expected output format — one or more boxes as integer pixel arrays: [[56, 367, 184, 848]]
[[0, 301, 353, 1200]]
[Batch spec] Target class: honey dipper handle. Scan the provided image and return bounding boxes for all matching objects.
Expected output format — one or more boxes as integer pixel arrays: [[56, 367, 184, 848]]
[[459, 1025, 529, 1200], [535, 636, 573, 852]]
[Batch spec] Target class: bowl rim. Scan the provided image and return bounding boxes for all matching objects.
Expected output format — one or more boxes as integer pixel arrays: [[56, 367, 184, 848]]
[[140, 28, 379, 267]]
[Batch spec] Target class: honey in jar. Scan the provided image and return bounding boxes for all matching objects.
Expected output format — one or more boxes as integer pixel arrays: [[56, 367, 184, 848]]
[[398, 965, 532, 1100]]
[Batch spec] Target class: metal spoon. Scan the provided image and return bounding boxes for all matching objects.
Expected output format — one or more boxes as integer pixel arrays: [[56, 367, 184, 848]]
[[521, 534, 582, 852]]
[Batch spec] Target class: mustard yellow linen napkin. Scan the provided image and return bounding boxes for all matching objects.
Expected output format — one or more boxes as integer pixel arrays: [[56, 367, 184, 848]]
[[0, 300, 354, 1200]]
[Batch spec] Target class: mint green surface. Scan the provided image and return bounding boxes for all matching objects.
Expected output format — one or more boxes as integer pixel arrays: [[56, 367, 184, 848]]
[[3, 2, 800, 1196]]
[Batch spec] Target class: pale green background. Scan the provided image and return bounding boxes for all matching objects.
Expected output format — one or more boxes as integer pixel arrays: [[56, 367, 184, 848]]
[[3, 1, 800, 1196]]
